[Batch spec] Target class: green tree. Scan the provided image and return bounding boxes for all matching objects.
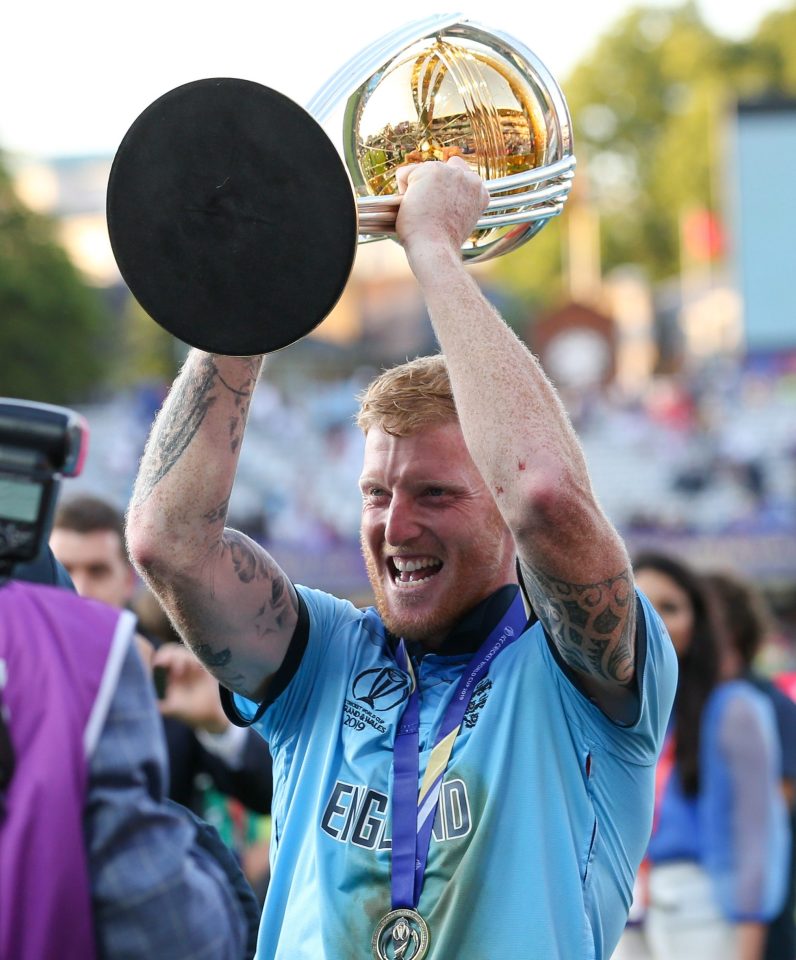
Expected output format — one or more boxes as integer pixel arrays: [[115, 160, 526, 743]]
[[558, 2, 721, 280], [0, 158, 111, 404], [492, 2, 796, 308], [748, 6, 796, 92], [112, 295, 180, 390]]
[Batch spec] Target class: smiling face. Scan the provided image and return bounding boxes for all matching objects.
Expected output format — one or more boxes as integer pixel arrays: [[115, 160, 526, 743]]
[[359, 421, 516, 648]]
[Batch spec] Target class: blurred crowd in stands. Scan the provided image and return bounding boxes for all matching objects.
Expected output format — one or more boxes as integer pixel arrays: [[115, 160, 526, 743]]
[[577, 354, 796, 539], [71, 350, 796, 602]]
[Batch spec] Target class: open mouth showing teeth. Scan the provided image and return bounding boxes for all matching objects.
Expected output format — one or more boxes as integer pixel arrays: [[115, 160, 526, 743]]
[[389, 556, 443, 586]]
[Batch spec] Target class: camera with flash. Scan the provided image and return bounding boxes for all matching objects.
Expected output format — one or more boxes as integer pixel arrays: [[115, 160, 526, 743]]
[[0, 399, 88, 575]]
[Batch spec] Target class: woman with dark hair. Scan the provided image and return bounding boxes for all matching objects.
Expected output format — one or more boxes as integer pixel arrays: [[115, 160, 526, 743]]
[[635, 553, 719, 799], [625, 552, 789, 960]]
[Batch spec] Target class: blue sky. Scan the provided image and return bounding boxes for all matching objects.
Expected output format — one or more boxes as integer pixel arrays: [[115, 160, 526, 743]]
[[1, 1, 789, 158]]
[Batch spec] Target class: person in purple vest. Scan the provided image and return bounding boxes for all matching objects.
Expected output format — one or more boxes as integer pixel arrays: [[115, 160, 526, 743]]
[[50, 492, 274, 822], [0, 578, 257, 960], [0, 397, 259, 959]]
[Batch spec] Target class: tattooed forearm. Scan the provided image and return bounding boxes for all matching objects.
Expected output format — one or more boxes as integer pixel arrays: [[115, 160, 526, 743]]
[[135, 354, 220, 503], [203, 495, 231, 526], [220, 358, 260, 453], [135, 355, 260, 504], [521, 562, 636, 684], [216, 365, 259, 398]]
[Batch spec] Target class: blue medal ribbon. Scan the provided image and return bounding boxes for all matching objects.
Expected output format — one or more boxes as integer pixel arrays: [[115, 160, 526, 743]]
[[390, 590, 528, 910]]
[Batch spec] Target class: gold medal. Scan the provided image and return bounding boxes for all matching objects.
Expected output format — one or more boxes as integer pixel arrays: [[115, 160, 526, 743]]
[[372, 908, 430, 960]]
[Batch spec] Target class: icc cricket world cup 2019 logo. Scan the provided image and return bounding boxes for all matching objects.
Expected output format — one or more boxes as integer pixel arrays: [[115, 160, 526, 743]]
[[353, 667, 412, 711]]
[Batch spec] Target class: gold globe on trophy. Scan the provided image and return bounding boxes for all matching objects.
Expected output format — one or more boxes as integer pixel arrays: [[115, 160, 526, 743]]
[[309, 15, 576, 262]]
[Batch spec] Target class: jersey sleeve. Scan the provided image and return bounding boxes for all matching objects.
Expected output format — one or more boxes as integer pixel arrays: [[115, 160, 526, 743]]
[[543, 589, 678, 764]]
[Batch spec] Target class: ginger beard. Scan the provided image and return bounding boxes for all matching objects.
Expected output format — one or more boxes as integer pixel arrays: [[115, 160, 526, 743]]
[[360, 506, 514, 647]]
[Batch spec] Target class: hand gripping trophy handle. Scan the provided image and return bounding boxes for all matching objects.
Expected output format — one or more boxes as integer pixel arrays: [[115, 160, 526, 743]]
[[308, 14, 576, 262], [355, 155, 576, 237]]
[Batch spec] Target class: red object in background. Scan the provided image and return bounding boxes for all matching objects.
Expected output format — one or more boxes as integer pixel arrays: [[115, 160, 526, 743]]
[[646, 382, 697, 431], [774, 672, 796, 702], [682, 208, 725, 262]]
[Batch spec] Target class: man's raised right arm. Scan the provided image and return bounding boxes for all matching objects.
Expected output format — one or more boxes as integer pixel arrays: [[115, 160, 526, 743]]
[[126, 350, 298, 701]]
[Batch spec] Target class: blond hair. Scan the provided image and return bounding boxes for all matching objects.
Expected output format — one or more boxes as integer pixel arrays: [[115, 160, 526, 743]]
[[355, 354, 458, 436]]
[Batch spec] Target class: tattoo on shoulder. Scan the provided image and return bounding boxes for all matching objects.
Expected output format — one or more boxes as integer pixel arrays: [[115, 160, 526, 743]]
[[194, 643, 232, 668], [219, 529, 269, 583], [213, 529, 297, 634], [254, 572, 298, 637], [192, 643, 247, 689], [521, 562, 636, 685]]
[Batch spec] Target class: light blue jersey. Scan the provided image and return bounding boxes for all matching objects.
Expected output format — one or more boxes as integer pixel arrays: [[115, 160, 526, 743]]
[[234, 586, 676, 960]]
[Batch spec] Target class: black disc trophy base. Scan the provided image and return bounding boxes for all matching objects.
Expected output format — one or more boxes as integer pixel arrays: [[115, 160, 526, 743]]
[[106, 77, 358, 356]]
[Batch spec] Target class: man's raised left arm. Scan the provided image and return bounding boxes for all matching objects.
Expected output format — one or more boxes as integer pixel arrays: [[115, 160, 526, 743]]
[[395, 158, 636, 715]]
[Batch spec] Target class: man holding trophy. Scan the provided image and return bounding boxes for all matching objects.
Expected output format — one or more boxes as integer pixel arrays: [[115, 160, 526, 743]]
[[118, 17, 677, 959]]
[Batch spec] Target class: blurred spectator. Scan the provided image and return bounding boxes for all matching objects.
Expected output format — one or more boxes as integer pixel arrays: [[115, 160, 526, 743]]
[[71, 355, 796, 551], [50, 495, 274, 820], [623, 552, 790, 960], [0, 577, 257, 959], [49, 495, 137, 607], [704, 569, 796, 960], [150, 636, 273, 902]]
